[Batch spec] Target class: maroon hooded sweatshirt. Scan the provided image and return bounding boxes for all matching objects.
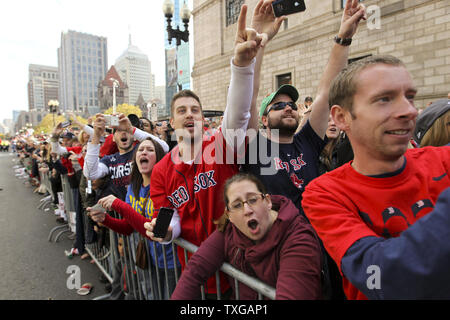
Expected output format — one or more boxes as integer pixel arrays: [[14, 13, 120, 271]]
[[171, 195, 323, 300]]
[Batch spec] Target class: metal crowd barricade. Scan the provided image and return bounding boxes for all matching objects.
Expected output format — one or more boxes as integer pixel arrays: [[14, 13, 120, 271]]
[[173, 238, 276, 300], [47, 174, 76, 242], [37, 169, 54, 212], [38, 170, 276, 300], [85, 210, 276, 300]]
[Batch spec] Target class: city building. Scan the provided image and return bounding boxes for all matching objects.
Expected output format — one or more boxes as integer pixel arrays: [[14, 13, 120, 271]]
[[58, 30, 108, 112], [191, 0, 449, 112], [27, 64, 59, 112], [97, 65, 129, 112], [14, 110, 47, 133], [114, 36, 155, 108], [2, 119, 14, 135]]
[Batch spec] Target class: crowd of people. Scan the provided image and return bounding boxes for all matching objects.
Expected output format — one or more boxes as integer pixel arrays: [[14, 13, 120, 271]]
[[9, 0, 450, 300]]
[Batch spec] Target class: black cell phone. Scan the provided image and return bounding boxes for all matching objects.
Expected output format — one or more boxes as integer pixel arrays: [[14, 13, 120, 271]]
[[272, 0, 306, 17], [153, 207, 174, 239]]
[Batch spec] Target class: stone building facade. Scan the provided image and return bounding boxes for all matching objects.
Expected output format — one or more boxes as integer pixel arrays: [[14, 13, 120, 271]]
[[191, 0, 449, 112]]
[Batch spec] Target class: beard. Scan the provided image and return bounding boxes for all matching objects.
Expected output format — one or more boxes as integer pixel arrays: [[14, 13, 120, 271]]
[[267, 115, 299, 137]]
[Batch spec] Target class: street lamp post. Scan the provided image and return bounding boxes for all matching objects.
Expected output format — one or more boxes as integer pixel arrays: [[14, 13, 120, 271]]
[[110, 78, 119, 114], [151, 103, 157, 122], [48, 99, 59, 127], [163, 0, 191, 47]]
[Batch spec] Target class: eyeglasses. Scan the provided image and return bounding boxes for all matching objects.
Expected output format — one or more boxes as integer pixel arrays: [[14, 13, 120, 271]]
[[227, 193, 266, 212], [266, 101, 297, 114]]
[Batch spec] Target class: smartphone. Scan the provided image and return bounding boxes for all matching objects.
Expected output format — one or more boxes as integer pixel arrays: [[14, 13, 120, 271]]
[[90, 203, 106, 213], [61, 120, 72, 128], [153, 207, 174, 239], [272, 0, 306, 17]]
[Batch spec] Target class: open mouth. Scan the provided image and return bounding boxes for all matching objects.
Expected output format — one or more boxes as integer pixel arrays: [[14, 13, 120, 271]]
[[120, 137, 128, 143], [140, 158, 149, 164], [248, 219, 258, 231]]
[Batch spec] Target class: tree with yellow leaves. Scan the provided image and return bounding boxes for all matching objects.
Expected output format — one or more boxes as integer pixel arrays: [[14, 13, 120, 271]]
[[103, 104, 142, 117], [35, 114, 88, 134]]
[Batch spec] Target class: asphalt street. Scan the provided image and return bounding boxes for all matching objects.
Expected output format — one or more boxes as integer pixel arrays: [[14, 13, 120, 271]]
[[0, 152, 106, 300]]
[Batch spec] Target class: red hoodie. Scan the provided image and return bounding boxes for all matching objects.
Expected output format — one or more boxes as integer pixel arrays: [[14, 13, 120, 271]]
[[171, 195, 323, 300]]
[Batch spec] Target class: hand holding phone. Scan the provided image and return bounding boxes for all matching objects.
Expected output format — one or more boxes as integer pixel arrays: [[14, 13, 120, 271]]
[[272, 0, 306, 17], [152, 207, 174, 239], [87, 203, 107, 223], [90, 203, 106, 213]]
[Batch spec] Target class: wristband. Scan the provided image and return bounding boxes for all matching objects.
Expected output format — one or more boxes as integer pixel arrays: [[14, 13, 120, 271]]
[[334, 35, 352, 46]]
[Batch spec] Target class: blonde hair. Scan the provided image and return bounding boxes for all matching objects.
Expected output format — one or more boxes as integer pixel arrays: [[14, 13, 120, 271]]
[[77, 130, 89, 145], [420, 110, 450, 147]]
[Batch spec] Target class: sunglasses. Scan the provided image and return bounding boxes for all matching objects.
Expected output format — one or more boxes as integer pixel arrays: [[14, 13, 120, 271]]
[[266, 101, 298, 114]]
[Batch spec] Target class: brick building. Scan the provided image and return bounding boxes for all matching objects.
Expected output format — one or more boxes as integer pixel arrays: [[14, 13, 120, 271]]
[[191, 0, 449, 113], [97, 65, 129, 111]]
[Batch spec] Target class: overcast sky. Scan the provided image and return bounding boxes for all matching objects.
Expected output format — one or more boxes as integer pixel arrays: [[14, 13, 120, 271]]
[[0, 0, 193, 122]]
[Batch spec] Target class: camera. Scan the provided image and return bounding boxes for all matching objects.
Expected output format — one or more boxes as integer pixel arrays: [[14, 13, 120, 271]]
[[104, 115, 119, 127]]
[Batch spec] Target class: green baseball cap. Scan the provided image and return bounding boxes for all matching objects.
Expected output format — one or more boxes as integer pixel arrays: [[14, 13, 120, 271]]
[[259, 84, 299, 117]]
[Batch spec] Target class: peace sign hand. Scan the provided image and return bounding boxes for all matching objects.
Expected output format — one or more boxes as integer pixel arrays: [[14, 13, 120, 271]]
[[338, 0, 367, 39], [233, 4, 268, 67]]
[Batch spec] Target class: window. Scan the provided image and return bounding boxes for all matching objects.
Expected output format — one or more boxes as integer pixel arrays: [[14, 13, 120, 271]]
[[226, 0, 244, 26], [276, 73, 292, 87]]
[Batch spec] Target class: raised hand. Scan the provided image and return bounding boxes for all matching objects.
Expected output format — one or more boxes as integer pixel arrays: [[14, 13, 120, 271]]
[[339, 0, 367, 39], [251, 0, 286, 43], [52, 122, 64, 137], [92, 113, 106, 141], [68, 112, 83, 128], [116, 113, 134, 134], [234, 4, 267, 67]]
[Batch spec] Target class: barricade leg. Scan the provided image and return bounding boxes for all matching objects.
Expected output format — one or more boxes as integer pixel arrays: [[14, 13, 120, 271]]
[[48, 224, 69, 242], [54, 228, 72, 242]]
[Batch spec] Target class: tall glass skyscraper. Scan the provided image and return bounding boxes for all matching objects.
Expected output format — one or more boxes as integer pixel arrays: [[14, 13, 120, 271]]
[[58, 30, 108, 112]]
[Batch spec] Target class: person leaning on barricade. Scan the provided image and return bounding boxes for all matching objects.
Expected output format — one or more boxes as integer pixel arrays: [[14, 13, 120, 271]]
[[235, 0, 366, 300], [170, 173, 322, 300], [301, 55, 450, 300], [142, 3, 268, 298], [51, 123, 89, 258], [88, 137, 181, 300]]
